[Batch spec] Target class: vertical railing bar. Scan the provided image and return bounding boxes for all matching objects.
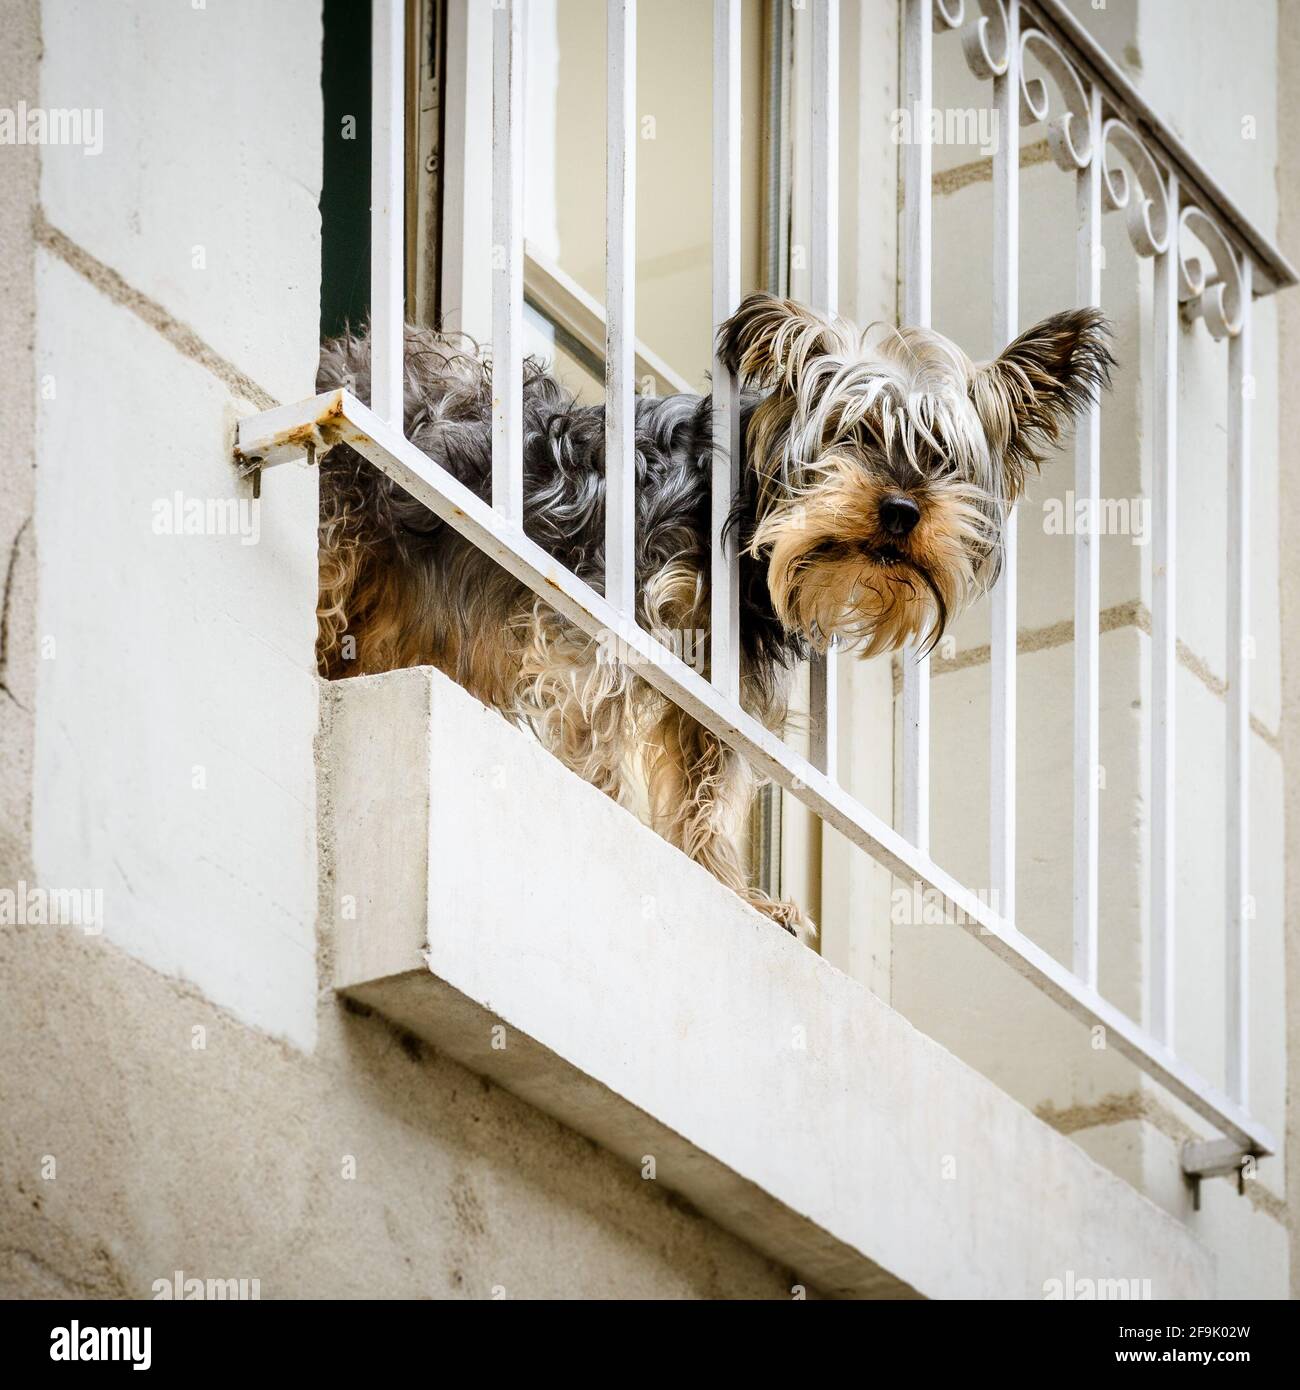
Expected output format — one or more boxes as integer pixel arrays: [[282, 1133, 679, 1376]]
[[776, 0, 793, 298], [1150, 169, 1179, 1047], [439, 0, 471, 336], [711, 0, 742, 703], [762, 0, 792, 298], [900, 0, 932, 852], [371, 0, 406, 430], [989, 0, 1021, 926], [491, 0, 525, 523], [1226, 256, 1252, 1107], [1072, 82, 1103, 989], [809, 0, 840, 779], [605, 0, 637, 616], [753, 0, 790, 903]]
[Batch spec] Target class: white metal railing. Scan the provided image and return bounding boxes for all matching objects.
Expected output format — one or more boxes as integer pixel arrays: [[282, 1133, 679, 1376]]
[[238, 0, 1297, 1157]]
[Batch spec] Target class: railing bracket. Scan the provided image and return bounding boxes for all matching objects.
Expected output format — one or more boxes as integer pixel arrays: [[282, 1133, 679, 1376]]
[[1181, 1138, 1253, 1210]]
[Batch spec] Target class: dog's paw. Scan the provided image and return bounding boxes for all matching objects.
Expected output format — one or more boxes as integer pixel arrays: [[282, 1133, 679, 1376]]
[[747, 892, 818, 945]]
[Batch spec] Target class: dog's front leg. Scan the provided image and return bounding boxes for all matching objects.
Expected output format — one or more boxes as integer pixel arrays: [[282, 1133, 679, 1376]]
[[646, 704, 815, 942]]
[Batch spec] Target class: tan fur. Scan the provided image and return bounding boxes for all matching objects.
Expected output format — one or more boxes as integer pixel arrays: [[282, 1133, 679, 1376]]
[[749, 453, 991, 657]]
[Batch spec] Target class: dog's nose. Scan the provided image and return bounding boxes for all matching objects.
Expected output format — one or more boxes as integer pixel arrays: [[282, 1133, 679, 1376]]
[[879, 495, 921, 538]]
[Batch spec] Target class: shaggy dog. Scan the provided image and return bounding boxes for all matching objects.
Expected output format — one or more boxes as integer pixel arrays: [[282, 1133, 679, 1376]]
[[315, 293, 1112, 937]]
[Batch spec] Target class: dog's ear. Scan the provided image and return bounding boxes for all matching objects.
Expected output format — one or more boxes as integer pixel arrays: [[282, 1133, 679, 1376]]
[[968, 307, 1115, 499], [716, 293, 852, 391]]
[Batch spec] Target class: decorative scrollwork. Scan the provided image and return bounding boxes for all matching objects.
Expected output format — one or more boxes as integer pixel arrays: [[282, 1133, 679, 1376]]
[[1020, 28, 1093, 171], [1099, 119, 1171, 258], [933, 0, 966, 32], [933, 0, 1010, 82], [1178, 206, 1245, 340], [928, 2, 1254, 343]]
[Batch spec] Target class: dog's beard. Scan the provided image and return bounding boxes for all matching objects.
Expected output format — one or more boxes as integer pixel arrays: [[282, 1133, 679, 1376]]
[[749, 456, 996, 658]]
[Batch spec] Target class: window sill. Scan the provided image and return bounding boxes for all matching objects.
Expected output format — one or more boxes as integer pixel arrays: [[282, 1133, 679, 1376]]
[[324, 666, 1212, 1299]]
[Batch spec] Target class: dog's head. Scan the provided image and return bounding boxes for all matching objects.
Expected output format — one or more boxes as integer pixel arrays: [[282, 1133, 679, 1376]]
[[718, 293, 1113, 657]]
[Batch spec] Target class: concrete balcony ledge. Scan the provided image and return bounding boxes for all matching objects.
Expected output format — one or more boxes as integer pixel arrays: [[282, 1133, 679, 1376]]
[[323, 666, 1212, 1299]]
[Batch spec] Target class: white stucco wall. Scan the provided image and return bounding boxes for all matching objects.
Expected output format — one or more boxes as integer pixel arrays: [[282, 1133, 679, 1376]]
[[32, 0, 323, 1046], [37, 0, 323, 406]]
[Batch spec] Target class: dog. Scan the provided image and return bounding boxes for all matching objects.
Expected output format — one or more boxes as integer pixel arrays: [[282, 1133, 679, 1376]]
[[316, 293, 1112, 939]]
